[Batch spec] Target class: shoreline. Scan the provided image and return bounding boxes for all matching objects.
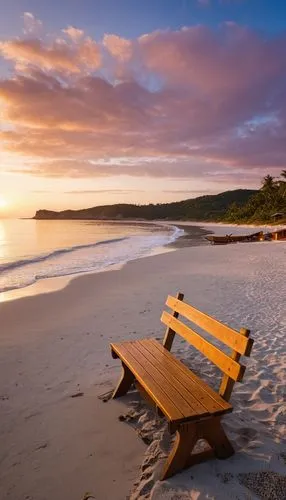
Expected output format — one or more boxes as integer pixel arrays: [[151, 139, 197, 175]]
[[3, 217, 285, 304], [0, 245, 176, 304], [1, 219, 284, 303], [0, 222, 209, 303]]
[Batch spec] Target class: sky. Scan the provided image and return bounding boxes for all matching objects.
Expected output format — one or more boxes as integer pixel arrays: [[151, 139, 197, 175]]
[[0, 0, 286, 217]]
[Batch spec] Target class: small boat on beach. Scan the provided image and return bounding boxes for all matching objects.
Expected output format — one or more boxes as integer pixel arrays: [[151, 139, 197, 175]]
[[229, 231, 264, 242], [205, 231, 264, 245], [205, 234, 233, 245]]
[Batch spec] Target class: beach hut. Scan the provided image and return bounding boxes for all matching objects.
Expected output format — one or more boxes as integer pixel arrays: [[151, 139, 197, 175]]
[[271, 212, 285, 222], [271, 228, 286, 240]]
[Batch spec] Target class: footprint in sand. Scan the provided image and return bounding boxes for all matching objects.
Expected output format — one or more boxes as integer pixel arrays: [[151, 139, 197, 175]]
[[236, 427, 259, 445]]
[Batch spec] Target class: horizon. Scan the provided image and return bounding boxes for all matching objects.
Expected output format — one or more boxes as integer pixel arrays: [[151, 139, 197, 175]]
[[1, 1, 286, 217]]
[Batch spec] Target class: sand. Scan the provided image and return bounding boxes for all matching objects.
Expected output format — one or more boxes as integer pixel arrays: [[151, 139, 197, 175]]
[[0, 236, 285, 499]]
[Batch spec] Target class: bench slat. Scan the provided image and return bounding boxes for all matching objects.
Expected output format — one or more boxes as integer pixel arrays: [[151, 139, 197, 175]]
[[136, 340, 210, 416], [166, 295, 252, 356], [161, 311, 245, 382], [111, 342, 184, 421], [146, 339, 231, 414], [111, 339, 232, 424], [219, 327, 250, 401], [125, 341, 199, 418]]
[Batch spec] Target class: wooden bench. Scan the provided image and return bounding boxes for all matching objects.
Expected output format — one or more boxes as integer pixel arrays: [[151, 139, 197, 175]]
[[110, 292, 254, 480]]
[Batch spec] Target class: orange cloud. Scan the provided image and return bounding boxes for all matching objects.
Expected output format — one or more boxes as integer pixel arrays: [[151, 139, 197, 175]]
[[0, 32, 101, 75]]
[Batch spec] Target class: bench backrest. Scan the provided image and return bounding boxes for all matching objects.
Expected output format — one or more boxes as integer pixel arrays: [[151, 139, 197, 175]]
[[161, 292, 254, 401]]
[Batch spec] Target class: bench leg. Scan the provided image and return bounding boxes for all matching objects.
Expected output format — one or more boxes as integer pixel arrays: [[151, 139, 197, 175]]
[[113, 362, 135, 398], [199, 417, 234, 459], [161, 417, 234, 480], [161, 423, 197, 480]]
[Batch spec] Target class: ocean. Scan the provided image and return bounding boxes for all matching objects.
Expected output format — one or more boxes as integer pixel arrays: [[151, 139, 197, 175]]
[[0, 219, 183, 297]]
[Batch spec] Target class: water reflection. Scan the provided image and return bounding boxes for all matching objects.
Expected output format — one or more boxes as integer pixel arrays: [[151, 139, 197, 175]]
[[0, 220, 8, 262]]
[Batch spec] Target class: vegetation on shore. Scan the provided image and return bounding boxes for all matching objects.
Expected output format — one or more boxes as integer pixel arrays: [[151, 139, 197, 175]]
[[223, 171, 286, 224]]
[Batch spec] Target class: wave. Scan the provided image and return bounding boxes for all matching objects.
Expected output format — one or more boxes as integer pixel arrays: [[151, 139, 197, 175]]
[[0, 224, 184, 294], [0, 236, 129, 274], [167, 224, 184, 243]]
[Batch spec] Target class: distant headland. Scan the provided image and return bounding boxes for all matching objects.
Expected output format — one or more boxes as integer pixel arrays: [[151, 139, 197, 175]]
[[34, 189, 256, 222], [33, 178, 286, 225]]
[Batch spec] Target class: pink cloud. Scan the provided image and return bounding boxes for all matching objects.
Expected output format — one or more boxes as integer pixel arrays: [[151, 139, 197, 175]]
[[104, 34, 132, 62], [136, 24, 286, 95], [1, 16, 286, 183], [62, 26, 84, 42]]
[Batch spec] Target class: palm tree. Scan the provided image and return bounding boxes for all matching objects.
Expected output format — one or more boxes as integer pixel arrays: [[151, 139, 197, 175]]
[[262, 174, 275, 190]]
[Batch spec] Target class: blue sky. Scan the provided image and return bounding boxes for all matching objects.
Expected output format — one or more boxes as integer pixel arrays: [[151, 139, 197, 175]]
[[1, 0, 286, 40]]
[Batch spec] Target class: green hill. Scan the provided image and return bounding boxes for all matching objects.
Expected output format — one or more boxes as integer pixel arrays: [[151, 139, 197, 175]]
[[34, 189, 256, 221]]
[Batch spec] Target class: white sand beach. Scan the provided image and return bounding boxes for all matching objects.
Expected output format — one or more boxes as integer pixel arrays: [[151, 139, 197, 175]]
[[0, 235, 285, 499]]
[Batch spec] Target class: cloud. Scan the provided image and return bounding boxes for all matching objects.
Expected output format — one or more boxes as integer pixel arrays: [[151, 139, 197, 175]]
[[64, 189, 145, 194], [1, 15, 286, 184], [30, 189, 145, 194], [11, 158, 211, 178], [104, 34, 133, 62], [136, 24, 286, 96], [0, 29, 101, 75], [163, 189, 217, 194], [23, 12, 43, 35], [62, 26, 84, 42]]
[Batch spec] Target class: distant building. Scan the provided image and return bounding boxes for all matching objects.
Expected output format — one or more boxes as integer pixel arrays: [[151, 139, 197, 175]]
[[271, 212, 285, 222]]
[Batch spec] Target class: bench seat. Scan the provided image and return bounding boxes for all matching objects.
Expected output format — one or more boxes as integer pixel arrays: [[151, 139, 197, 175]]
[[111, 338, 232, 430]]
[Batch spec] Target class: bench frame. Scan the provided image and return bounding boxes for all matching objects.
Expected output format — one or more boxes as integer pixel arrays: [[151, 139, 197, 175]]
[[111, 292, 253, 479]]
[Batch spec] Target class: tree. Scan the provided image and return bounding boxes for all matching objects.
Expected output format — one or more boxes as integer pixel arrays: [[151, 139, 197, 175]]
[[223, 171, 286, 223], [262, 174, 275, 190]]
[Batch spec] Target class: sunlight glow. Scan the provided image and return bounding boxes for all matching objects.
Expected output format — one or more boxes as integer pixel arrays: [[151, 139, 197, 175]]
[[0, 196, 8, 209]]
